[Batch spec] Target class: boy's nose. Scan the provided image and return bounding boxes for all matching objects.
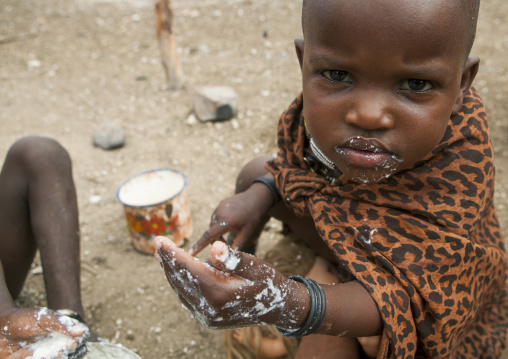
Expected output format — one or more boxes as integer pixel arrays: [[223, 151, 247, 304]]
[[344, 91, 394, 131]]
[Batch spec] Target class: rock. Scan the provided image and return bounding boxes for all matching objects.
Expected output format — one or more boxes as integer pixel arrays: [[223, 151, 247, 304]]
[[89, 195, 102, 204], [126, 330, 135, 341], [189, 45, 211, 55], [193, 86, 237, 122], [93, 122, 126, 150], [185, 113, 198, 125]]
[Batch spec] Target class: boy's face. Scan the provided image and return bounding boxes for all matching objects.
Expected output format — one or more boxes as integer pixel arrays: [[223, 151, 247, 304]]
[[296, 0, 479, 184]]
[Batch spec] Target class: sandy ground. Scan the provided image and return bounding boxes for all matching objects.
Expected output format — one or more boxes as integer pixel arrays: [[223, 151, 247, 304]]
[[1, 0, 507, 358]]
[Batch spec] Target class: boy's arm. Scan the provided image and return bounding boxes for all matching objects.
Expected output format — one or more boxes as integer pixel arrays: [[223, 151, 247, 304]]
[[156, 236, 383, 337], [190, 177, 275, 256], [318, 281, 383, 337]]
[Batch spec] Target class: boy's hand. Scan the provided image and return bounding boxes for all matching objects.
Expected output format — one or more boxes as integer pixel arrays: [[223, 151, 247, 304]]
[[190, 185, 273, 256], [155, 236, 307, 330], [0, 307, 89, 359]]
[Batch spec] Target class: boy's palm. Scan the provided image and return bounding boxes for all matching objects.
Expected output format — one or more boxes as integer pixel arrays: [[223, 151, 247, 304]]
[[155, 237, 301, 330]]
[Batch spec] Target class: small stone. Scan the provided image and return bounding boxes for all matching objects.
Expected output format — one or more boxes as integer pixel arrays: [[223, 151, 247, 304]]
[[193, 86, 237, 122], [189, 45, 211, 55], [30, 265, 43, 275], [186, 113, 198, 125], [93, 122, 126, 150], [126, 330, 135, 341], [89, 195, 102, 204], [27, 59, 41, 69]]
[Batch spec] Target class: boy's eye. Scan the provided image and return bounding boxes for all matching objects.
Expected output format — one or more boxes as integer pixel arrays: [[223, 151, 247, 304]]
[[322, 70, 352, 83], [401, 79, 433, 92]]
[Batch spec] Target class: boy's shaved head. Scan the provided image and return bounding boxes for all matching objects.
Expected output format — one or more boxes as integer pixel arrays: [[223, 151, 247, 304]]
[[302, 0, 480, 59], [296, 0, 481, 183]]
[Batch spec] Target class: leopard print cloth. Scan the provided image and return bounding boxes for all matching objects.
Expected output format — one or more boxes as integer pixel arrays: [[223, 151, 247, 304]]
[[266, 88, 508, 358]]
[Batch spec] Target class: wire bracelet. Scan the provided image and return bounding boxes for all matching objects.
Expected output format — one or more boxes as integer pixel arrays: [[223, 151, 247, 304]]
[[277, 275, 327, 337], [252, 176, 280, 206]]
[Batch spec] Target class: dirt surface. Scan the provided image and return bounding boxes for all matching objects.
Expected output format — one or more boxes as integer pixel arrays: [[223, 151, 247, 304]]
[[1, 0, 507, 358]]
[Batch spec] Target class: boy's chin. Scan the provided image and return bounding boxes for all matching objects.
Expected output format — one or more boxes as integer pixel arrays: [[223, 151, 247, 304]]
[[343, 167, 399, 184]]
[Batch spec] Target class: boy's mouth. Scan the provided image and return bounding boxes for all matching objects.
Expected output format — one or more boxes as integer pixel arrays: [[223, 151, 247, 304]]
[[334, 137, 401, 168]]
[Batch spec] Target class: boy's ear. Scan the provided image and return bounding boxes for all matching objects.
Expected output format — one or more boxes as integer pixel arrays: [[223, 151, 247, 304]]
[[294, 38, 305, 70], [452, 56, 480, 114]]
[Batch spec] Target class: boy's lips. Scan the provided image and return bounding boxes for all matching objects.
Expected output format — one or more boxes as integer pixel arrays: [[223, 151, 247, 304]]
[[334, 137, 398, 168]]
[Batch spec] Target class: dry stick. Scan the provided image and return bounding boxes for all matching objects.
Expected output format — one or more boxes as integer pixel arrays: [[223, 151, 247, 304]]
[[81, 263, 98, 276], [155, 0, 184, 90], [0, 33, 37, 45]]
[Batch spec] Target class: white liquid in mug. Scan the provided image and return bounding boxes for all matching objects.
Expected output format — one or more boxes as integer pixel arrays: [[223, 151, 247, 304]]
[[118, 170, 185, 207]]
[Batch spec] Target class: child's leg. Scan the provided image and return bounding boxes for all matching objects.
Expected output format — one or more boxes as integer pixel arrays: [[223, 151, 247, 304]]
[[357, 336, 381, 359], [0, 137, 85, 319], [296, 335, 362, 359], [295, 256, 366, 359]]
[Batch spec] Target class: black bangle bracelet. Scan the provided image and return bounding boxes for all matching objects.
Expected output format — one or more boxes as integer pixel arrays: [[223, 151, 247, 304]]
[[277, 275, 327, 338], [252, 176, 280, 205]]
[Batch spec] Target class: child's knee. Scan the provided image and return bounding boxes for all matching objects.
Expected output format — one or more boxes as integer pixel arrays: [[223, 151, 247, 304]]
[[235, 155, 274, 193], [8, 136, 71, 173]]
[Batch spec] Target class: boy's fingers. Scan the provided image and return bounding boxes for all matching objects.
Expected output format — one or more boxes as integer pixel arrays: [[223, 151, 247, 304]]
[[189, 230, 213, 256], [157, 248, 205, 306], [3, 333, 80, 359], [189, 215, 235, 256], [5, 347, 37, 359], [227, 228, 250, 251], [2, 309, 86, 340], [174, 290, 193, 313], [209, 241, 276, 281], [189, 229, 227, 256], [155, 236, 233, 289], [35, 310, 88, 338]]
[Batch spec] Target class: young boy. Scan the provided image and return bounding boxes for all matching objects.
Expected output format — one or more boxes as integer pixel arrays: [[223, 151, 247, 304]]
[[154, 0, 508, 358], [0, 137, 91, 358]]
